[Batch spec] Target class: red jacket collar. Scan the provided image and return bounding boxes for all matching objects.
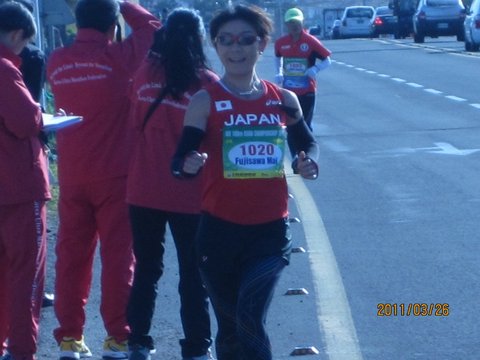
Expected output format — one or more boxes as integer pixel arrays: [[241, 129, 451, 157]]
[[0, 43, 21, 68], [75, 28, 111, 45]]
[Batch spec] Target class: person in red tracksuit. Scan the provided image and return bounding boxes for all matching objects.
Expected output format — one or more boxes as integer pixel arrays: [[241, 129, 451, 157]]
[[126, 10, 218, 360], [46, 0, 160, 359], [0, 3, 51, 360]]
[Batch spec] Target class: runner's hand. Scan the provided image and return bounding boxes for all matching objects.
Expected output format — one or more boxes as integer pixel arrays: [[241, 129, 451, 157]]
[[183, 151, 208, 175], [55, 108, 67, 117], [296, 151, 318, 180]]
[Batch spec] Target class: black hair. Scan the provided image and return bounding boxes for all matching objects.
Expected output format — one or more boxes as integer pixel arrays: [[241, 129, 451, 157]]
[[0, 0, 33, 13], [14, 0, 33, 13], [0, 1, 36, 39], [209, 3, 273, 42], [141, 8, 208, 129], [150, 8, 208, 100], [75, 0, 119, 33]]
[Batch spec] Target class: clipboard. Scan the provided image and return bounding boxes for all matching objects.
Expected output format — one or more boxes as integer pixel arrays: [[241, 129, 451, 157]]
[[42, 113, 83, 132]]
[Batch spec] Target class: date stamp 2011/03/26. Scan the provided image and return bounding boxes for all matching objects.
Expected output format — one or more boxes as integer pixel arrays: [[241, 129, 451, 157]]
[[377, 303, 449, 317]]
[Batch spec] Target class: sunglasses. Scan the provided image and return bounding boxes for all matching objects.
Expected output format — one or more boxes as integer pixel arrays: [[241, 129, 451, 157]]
[[215, 33, 260, 47]]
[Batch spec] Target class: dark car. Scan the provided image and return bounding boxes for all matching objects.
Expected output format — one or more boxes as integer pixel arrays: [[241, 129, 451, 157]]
[[308, 25, 322, 38], [371, 6, 399, 38], [413, 0, 466, 43]]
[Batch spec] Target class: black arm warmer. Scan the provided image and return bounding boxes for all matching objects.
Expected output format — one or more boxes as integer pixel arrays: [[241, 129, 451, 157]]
[[279, 104, 301, 119], [287, 118, 319, 173], [287, 118, 318, 156], [171, 126, 205, 179]]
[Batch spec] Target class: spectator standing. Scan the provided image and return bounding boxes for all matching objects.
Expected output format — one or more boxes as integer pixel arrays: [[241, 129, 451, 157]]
[[274, 7, 331, 154], [46, 0, 160, 359], [0, 2, 51, 360], [172, 4, 319, 360], [0, 0, 45, 103], [0, 0, 54, 309], [13, 0, 55, 309], [126, 8, 217, 360]]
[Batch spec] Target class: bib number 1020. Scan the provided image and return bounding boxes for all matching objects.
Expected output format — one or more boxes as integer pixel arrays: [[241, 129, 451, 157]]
[[240, 143, 275, 156]]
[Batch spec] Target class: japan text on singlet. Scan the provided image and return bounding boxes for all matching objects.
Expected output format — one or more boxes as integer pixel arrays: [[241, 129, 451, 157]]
[[200, 80, 289, 225]]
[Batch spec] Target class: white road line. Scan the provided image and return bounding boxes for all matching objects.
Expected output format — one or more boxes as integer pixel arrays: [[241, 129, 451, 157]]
[[424, 88, 443, 95], [407, 82, 423, 88], [340, 60, 475, 107], [445, 95, 467, 102], [346, 64, 354, 68], [287, 171, 363, 360]]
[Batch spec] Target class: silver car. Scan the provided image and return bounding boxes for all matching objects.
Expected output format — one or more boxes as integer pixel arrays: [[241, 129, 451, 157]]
[[464, 0, 480, 51], [339, 6, 375, 38], [412, 0, 466, 43]]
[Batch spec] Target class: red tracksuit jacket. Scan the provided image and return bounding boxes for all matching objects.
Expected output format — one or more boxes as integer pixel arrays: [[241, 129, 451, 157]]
[[47, 2, 160, 186], [127, 59, 218, 213], [0, 44, 50, 205]]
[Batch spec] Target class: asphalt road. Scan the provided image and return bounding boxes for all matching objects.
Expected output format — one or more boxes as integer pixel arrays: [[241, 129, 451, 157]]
[[37, 35, 480, 359], [306, 36, 480, 359]]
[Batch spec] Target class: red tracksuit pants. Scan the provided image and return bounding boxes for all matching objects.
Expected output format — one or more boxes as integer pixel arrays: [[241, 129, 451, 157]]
[[0, 201, 47, 360], [53, 177, 133, 344]]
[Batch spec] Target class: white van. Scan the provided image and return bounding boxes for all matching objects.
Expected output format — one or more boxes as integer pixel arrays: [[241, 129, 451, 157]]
[[340, 6, 375, 38]]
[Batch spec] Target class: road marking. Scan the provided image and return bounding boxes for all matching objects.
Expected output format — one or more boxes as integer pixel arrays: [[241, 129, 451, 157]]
[[334, 60, 480, 111], [428, 142, 480, 155], [407, 82, 423, 88], [370, 142, 480, 156], [286, 171, 363, 360], [445, 95, 467, 102], [424, 88, 443, 95]]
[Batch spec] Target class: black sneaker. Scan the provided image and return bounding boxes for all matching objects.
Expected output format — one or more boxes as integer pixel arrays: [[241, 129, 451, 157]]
[[128, 345, 151, 360]]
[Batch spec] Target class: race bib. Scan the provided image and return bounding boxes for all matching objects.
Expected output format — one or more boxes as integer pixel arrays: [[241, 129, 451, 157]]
[[223, 126, 285, 179], [283, 57, 309, 89]]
